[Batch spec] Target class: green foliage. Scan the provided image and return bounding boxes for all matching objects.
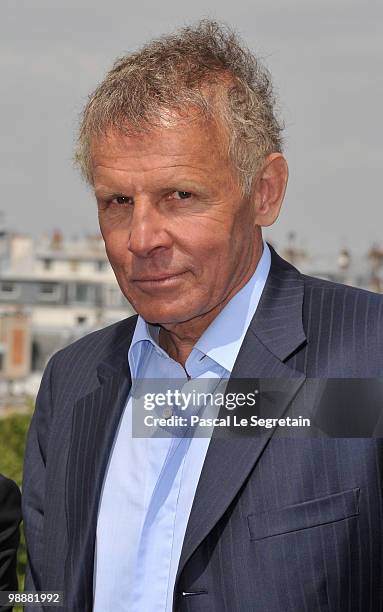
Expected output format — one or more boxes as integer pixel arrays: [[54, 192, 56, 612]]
[[0, 411, 31, 486], [0, 408, 33, 606]]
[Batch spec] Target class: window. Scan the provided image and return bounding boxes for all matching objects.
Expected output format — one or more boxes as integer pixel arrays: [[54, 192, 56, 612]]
[[38, 282, 60, 301], [1, 281, 16, 293], [0, 281, 19, 298], [39, 283, 56, 294], [72, 283, 95, 304]]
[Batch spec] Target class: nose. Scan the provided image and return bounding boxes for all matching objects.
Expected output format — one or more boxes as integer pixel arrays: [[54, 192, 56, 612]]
[[127, 198, 172, 258]]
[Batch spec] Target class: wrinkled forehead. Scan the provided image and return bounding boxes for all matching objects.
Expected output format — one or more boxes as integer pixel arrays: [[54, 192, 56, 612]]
[[93, 106, 227, 149], [90, 111, 231, 177]]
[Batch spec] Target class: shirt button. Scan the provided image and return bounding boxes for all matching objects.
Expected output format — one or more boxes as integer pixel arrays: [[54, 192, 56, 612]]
[[162, 407, 173, 419]]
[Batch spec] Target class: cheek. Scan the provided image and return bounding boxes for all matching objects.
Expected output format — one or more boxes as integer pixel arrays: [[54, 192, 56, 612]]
[[196, 221, 235, 257], [102, 230, 130, 267], [99, 211, 130, 246], [185, 235, 234, 290], [104, 244, 122, 269]]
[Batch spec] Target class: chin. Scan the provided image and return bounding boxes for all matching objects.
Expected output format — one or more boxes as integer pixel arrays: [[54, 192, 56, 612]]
[[132, 301, 197, 326]]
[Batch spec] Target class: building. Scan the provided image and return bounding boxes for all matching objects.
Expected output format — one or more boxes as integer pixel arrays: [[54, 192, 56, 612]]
[[273, 232, 383, 292], [0, 228, 134, 387]]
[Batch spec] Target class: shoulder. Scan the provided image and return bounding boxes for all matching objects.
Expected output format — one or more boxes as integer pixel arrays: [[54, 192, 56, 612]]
[[38, 314, 138, 403], [268, 246, 383, 374], [269, 244, 383, 330], [300, 273, 383, 324], [300, 274, 383, 375], [49, 314, 138, 370]]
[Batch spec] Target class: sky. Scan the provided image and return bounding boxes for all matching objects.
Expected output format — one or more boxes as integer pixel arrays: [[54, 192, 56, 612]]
[[1, 0, 382, 256]]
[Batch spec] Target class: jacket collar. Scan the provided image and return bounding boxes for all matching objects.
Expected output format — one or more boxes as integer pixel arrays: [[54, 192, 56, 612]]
[[249, 243, 306, 362], [96, 315, 138, 384]]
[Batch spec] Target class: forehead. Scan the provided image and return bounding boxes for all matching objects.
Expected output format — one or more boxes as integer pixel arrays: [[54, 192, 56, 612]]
[[90, 115, 229, 175]]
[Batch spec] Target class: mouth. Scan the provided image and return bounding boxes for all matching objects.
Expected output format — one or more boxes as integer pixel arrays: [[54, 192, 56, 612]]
[[132, 271, 187, 288]]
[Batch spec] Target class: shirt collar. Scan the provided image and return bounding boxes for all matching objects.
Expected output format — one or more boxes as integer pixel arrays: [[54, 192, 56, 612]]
[[129, 241, 271, 374]]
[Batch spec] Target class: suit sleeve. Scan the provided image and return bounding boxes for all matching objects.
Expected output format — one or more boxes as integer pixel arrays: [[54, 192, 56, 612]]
[[22, 356, 56, 593], [0, 475, 21, 595]]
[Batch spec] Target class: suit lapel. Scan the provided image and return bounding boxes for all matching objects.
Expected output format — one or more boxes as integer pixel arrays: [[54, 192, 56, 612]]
[[177, 246, 307, 581], [64, 323, 136, 611]]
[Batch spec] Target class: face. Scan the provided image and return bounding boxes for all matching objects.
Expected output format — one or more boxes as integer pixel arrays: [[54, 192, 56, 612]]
[[92, 116, 277, 327]]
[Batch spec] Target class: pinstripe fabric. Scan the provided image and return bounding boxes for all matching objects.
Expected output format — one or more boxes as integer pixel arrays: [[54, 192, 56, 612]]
[[64, 372, 132, 611], [22, 245, 383, 611]]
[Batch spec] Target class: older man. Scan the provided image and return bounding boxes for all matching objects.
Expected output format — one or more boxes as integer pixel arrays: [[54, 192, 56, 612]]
[[23, 20, 383, 612]]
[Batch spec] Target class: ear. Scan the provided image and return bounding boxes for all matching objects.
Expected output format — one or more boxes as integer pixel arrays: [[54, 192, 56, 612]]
[[251, 153, 288, 227]]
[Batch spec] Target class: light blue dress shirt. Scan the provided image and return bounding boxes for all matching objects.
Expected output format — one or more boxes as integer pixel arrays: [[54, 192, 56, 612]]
[[93, 242, 271, 612]]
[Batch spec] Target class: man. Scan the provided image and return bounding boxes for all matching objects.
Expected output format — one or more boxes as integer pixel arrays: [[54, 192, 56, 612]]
[[22, 20, 383, 612], [0, 474, 21, 598]]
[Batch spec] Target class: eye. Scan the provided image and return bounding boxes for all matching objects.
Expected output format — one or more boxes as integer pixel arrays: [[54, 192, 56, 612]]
[[112, 195, 134, 205], [173, 191, 192, 200]]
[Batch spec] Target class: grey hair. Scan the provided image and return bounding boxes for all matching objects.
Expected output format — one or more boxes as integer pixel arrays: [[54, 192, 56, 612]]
[[75, 19, 284, 195]]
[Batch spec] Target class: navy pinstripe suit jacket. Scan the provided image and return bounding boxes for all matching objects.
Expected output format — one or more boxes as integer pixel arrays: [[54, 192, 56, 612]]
[[22, 245, 383, 611]]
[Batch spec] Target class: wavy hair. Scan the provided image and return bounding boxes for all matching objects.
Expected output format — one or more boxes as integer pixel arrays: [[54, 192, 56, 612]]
[[75, 19, 284, 195]]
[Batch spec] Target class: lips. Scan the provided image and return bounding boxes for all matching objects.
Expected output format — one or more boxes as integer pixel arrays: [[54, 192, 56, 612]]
[[132, 271, 186, 283]]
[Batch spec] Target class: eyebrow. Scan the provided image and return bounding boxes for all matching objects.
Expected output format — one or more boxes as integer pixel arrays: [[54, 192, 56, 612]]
[[94, 181, 204, 199], [94, 189, 132, 200]]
